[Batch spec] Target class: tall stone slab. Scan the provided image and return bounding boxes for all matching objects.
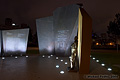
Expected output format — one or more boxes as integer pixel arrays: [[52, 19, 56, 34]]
[[2, 28, 29, 56], [0, 30, 1, 56], [53, 5, 79, 56], [78, 8, 92, 74], [36, 16, 54, 55]]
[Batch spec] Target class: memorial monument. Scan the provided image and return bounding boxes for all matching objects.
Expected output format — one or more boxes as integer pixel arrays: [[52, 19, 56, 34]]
[[0, 28, 29, 56], [36, 4, 92, 74]]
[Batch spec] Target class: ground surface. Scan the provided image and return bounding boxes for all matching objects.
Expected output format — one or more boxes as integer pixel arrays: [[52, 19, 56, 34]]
[[0, 48, 119, 80], [91, 50, 120, 75], [0, 55, 80, 80]]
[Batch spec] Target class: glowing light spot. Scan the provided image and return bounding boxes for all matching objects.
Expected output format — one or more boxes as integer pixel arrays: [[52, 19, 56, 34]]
[[108, 68, 112, 71], [96, 43, 99, 45], [51, 55, 53, 56], [60, 71, 64, 74], [65, 62, 67, 64], [93, 57, 95, 60], [15, 56, 17, 59], [12, 23, 15, 26], [2, 57, 5, 60], [96, 60, 99, 62], [61, 60, 63, 62], [90, 55, 91, 57], [56, 57, 58, 59], [56, 65, 59, 68], [26, 56, 28, 58], [42, 55, 45, 58], [69, 56, 71, 59], [47, 46, 53, 52], [48, 56, 50, 58], [101, 64, 105, 66]]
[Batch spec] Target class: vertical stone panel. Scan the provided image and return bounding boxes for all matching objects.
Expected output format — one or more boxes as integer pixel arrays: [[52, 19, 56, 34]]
[[36, 16, 54, 55], [53, 5, 79, 56], [2, 28, 29, 56], [0, 30, 1, 56], [78, 8, 92, 74]]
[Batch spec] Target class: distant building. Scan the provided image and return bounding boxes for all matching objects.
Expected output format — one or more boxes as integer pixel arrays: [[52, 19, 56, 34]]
[[92, 33, 116, 49]]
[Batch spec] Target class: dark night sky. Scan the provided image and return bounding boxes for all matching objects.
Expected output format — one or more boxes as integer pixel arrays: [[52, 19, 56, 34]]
[[0, 0, 120, 35]]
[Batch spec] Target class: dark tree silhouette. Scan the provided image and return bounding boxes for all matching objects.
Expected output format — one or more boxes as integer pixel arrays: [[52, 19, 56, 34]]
[[107, 13, 120, 52], [107, 13, 120, 37]]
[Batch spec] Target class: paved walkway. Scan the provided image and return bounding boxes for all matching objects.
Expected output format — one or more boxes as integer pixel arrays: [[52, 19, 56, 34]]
[[0, 55, 119, 80]]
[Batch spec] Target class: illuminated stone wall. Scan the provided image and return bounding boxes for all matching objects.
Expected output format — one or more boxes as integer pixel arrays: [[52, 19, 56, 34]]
[[2, 28, 29, 56], [78, 8, 92, 74], [36, 16, 54, 55], [0, 31, 1, 55], [36, 4, 92, 74], [53, 5, 79, 56]]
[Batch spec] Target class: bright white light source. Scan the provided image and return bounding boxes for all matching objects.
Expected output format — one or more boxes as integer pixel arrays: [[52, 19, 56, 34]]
[[56, 57, 58, 59], [93, 57, 95, 60], [51, 55, 53, 56], [2, 57, 5, 60], [48, 56, 50, 58], [12, 23, 15, 26], [101, 64, 105, 66], [61, 60, 63, 62], [65, 62, 67, 64], [108, 68, 112, 71], [15, 56, 18, 59], [42, 55, 45, 58], [96, 60, 99, 62], [69, 56, 71, 59], [26, 56, 28, 58], [60, 71, 64, 74], [56, 65, 59, 68]]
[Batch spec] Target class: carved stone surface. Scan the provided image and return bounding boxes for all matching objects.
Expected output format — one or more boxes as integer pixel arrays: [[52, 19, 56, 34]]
[[53, 5, 79, 56], [36, 16, 54, 55], [2, 28, 29, 56]]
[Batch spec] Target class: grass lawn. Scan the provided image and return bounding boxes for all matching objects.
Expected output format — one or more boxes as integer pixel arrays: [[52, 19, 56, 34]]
[[91, 50, 120, 75]]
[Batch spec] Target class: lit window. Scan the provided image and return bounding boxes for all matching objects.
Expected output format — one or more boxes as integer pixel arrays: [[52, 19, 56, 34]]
[[96, 43, 99, 45]]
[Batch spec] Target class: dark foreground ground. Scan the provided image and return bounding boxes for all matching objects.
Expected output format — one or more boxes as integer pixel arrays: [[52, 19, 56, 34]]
[[0, 48, 119, 80]]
